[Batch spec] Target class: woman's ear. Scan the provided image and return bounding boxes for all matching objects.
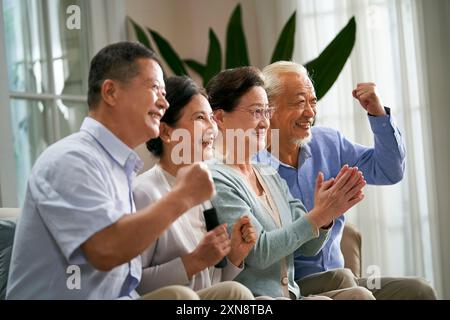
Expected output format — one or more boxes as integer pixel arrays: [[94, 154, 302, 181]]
[[213, 109, 225, 130], [159, 122, 172, 144]]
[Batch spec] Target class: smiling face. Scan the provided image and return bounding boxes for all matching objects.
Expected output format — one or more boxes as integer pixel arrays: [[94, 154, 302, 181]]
[[269, 72, 317, 146], [218, 86, 270, 162], [166, 94, 218, 162], [116, 58, 169, 144]]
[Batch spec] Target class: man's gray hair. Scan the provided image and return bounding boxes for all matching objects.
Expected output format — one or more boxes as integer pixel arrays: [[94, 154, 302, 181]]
[[262, 61, 311, 105]]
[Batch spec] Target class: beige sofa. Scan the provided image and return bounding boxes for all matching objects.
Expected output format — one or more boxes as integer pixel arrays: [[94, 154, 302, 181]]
[[0, 208, 19, 299], [341, 223, 362, 278], [0, 208, 20, 220]]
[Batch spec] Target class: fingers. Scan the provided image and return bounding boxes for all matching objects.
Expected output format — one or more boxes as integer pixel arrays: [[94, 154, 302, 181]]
[[232, 215, 251, 237], [335, 165, 349, 180], [197, 224, 232, 266], [353, 88, 373, 98], [332, 167, 356, 191], [321, 178, 335, 190], [315, 171, 324, 192], [233, 215, 250, 230], [240, 223, 257, 244], [356, 82, 376, 88], [341, 169, 364, 194], [352, 83, 384, 114], [349, 189, 364, 201], [345, 179, 366, 199], [320, 165, 349, 191], [352, 89, 369, 100], [236, 215, 257, 244], [200, 232, 230, 261], [232, 218, 244, 236], [208, 223, 228, 241], [352, 83, 376, 100], [175, 162, 216, 206], [347, 192, 365, 208], [353, 83, 376, 93], [243, 230, 257, 244], [221, 243, 231, 256], [210, 230, 231, 253]]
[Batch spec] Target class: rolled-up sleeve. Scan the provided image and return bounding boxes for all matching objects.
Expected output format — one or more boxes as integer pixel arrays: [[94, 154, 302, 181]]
[[340, 108, 406, 185]]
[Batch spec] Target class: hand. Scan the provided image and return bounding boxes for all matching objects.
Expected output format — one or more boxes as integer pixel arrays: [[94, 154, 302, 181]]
[[228, 215, 258, 267], [172, 162, 215, 211], [308, 165, 366, 228], [352, 83, 386, 116], [182, 224, 230, 279]]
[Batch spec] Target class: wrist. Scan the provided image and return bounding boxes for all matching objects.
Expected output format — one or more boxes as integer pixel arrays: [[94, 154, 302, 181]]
[[169, 187, 194, 214], [306, 208, 329, 229], [321, 221, 333, 230], [227, 250, 243, 267], [182, 252, 205, 280], [368, 105, 386, 117]]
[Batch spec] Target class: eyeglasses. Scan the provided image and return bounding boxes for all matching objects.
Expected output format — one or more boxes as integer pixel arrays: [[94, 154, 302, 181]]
[[237, 106, 276, 120]]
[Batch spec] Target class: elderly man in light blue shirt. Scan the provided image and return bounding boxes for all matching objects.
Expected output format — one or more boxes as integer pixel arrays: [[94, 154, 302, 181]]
[[7, 117, 143, 299], [6, 42, 219, 299], [256, 61, 436, 299]]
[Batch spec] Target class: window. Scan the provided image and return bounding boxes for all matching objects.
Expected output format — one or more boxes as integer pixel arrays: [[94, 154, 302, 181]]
[[1, 0, 131, 207], [294, 0, 439, 289]]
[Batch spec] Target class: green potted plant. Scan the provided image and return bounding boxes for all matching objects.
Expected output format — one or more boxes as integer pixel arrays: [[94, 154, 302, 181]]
[[129, 3, 356, 100]]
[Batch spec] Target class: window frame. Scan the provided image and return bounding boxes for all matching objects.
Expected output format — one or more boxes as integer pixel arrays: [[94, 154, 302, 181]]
[[0, 0, 126, 207]]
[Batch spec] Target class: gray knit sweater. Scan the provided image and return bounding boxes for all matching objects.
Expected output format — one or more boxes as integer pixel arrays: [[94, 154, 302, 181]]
[[208, 161, 330, 299]]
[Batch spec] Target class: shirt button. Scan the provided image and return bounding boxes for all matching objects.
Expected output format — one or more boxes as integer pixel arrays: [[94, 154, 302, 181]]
[[382, 123, 387, 127], [281, 276, 289, 285]]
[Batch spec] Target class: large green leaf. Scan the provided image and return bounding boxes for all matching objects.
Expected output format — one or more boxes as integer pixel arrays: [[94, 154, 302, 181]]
[[148, 28, 188, 76], [128, 18, 152, 50], [184, 59, 206, 78], [305, 17, 356, 100], [271, 12, 296, 63], [204, 28, 222, 86], [225, 4, 249, 68]]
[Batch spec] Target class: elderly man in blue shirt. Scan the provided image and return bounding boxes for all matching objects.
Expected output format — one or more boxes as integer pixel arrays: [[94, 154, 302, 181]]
[[256, 61, 436, 299], [6, 42, 253, 300]]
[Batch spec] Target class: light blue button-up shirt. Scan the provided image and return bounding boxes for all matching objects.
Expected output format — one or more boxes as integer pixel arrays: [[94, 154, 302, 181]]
[[255, 108, 406, 280], [7, 117, 143, 299]]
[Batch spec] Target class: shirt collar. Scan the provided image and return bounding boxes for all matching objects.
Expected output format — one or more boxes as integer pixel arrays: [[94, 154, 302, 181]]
[[80, 117, 143, 174], [297, 142, 312, 168], [256, 142, 312, 170], [255, 149, 280, 167]]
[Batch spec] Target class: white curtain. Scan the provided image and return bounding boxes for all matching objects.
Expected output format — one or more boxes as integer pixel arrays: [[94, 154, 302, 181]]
[[258, 0, 442, 296]]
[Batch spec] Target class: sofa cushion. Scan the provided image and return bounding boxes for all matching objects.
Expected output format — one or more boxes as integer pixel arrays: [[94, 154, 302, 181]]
[[340, 223, 362, 278], [0, 219, 16, 300]]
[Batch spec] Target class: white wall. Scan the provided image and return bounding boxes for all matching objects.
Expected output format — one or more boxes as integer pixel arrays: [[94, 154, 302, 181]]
[[125, 0, 299, 76]]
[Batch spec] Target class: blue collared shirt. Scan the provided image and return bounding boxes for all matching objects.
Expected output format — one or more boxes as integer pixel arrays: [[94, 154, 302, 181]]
[[7, 117, 143, 299], [255, 108, 406, 280]]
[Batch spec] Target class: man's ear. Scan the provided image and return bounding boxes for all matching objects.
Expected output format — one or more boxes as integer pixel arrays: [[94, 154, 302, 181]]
[[101, 79, 118, 106], [159, 122, 172, 143], [213, 109, 225, 130]]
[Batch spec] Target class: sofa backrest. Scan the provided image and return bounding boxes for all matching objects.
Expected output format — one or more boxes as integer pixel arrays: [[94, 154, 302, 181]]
[[0, 208, 21, 220], [0, 208, 20, 300], [340, 223, 362, 278]]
